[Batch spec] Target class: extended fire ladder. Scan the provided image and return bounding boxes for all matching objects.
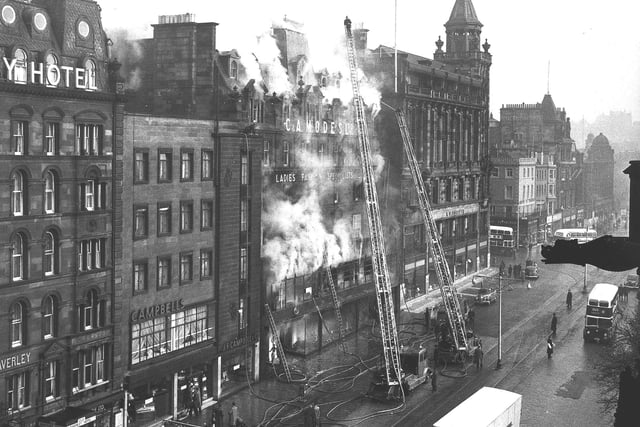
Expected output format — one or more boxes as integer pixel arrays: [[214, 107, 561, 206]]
[[391, 106, 469, 353], [344, 19, 402, 386], [265, 303, 292, 382]]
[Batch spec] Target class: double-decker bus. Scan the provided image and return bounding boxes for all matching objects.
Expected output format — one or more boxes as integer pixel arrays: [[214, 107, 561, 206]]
[[584, 283, 619, 343], [553, 228, 597, 243], [489, 226, 515, 254]]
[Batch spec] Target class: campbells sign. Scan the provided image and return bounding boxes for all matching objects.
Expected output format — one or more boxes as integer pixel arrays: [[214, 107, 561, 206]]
[[284, 118, 354, 135], [130, 299, 184, 322], [2, 58, 98, 90]]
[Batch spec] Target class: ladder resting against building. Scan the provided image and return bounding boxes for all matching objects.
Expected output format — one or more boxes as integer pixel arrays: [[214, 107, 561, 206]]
[[344, 19, 402, 387], [325, 265, 348, 352], [389, 104, 469, 354], [264, 303, 292, 382]]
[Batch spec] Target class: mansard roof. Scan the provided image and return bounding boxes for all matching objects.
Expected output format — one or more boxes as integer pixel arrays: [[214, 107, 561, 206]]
[[446, 0, 483, 28]]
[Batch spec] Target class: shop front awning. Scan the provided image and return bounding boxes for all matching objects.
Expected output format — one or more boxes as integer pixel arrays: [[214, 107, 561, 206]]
[[39, 407, 97, 427]]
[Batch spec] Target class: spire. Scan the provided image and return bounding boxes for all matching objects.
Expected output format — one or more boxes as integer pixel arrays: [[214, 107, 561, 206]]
[[446, 0, 482, 29]]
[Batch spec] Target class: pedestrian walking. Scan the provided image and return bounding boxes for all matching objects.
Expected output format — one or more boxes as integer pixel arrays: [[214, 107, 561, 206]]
[[424, 307, 430, 331], [231, 402, 239, 427], [499, 260, 506, 277], [547, 337, 555, 359], [566, 289, 573, 310], [431, 367, 437, 392], [508, 264, 513, 277], [473, 345, 484, 371], [551, 313, 558, 336]]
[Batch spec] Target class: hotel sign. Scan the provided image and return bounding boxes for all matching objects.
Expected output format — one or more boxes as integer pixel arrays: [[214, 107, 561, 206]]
[[284, 118, 354, 135], [2, 58, 98, 90], [130, 299, 184, 322], [0, 351, 31, 373]]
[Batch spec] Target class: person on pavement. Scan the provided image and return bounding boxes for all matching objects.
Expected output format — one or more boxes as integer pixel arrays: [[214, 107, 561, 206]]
[[566, 289, 573, 310], [551, 312, 558, 336], [547, 336, 555, 359], [431, 367, 437, 391]]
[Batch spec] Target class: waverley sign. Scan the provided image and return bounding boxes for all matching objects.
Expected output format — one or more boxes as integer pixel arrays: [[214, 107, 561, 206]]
[[0, 352, 31, 373], [2, 58, 98, 90]]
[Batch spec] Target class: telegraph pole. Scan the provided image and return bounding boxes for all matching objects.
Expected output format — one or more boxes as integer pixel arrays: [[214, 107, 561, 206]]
[[496, 274, 502, 369]]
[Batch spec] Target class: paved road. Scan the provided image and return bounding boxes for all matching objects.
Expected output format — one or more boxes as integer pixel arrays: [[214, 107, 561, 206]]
[[380, 256, 628, 427]]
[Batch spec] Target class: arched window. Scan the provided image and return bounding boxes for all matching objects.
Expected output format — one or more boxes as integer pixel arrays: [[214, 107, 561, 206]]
[[46, 53, 60, 87], [85, 59, 96, 89], [11, 171, 25, 216], [44, 231, 57, 275], [43, 295, 56, 338], [44, 171, 56, 213], [230, 60, 238, 79], [13, 48, 27, 83], [11, 233, 27, 281], [10, 302, 26, 347]]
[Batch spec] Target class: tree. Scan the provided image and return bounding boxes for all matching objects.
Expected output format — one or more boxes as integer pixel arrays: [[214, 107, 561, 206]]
[[594, 294, 640, 423]]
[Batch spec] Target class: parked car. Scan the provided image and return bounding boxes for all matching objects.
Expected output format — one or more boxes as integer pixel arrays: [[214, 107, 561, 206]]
[[624, 274, 639, 289], [475, 288, 497, 305]]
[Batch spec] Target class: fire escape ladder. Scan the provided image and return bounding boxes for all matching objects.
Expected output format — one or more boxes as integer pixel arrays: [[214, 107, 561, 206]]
[[265, 303, 292, 382]]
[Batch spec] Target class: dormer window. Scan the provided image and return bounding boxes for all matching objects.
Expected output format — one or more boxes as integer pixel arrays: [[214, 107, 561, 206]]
[[45, 53, 59, 87], [230, 60, 238, 79], [77, 20, 91, 39], [13, 49, 27, 84]]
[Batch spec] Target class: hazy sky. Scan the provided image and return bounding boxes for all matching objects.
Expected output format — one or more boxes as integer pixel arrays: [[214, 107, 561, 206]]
[[100, 0, 640, 125]]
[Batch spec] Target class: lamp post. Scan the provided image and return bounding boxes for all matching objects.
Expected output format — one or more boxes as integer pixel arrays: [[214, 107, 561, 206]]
[[496, 274, 502, 369]]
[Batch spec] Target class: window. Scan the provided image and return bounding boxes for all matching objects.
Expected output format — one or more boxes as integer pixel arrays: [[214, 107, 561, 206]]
[[79, 179, 107, 211], [83, 350, 93, 386], [318, 142, 325, 163], [44, 171, 56, 213], [78, 238, 106, 271], [133, 261, 148, 293], [76, 124, 102, 155], [134, 150, 149, 183], [180, 150, 193, 180], [202, 150, 213, 180], [85, 59, 96, 89], [134, 206, 148, 239], [283, 141, 290, 167], [353, 182, 364, 201], [158, 149, 172, 182], [11, 171, 25, 216], [352, 214, 362, 237], [45, 53, 59, 87], [506, 168, 513, 178], [491, 167, 498, 177], [44, 360, 58, 400], [180, 252, 193, 284], [200, 250, 212, 279], [72, 345, 108, 392], [13, 48, 27, 83], [263, 140, 270, 167], [201, 200, 213, 230], [180, 201, 193, 233], [230, 60, 238, 79], [44, 122, 59, 155], [11, 233, 27, 281], [240, 199, 248, 232], [79, 289, 104, 331], [10, 302, 26, 347], [43, 295, 56, 339], [505, 185, 513, 200], [158, 203, 172, 235], [241, 151, 248, 185], [43, 231, 57, 276], [158, 257, 171, 288], [240, 247, 248, 282], [12, 120, 27, 155], [7, 372, 29, 410]]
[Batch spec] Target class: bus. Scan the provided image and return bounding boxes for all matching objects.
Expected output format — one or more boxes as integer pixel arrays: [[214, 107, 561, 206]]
[[489, 226, 515, 252], [584, 283, 619, 344], [553, 228, 597, 243]]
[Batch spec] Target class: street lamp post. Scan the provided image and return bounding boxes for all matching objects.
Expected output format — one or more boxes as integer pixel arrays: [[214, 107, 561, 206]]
[[496, 274, 502, 369]]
